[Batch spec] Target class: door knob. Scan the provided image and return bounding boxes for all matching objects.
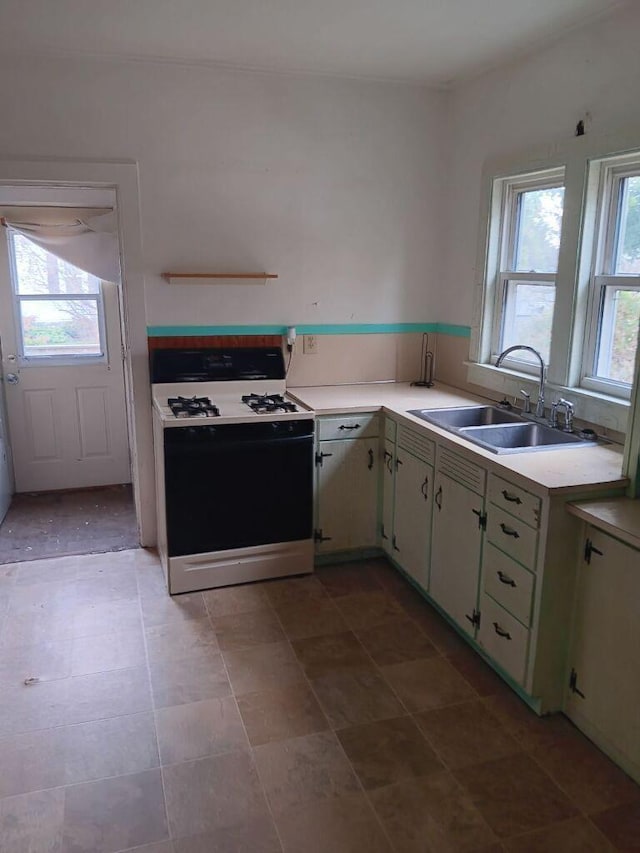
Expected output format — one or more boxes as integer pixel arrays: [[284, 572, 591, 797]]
[[5, 373, 19, 384]]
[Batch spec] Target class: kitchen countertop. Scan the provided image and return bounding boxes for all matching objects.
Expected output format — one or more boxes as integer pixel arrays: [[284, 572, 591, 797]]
[[567, 498, 640, 550], [289, 381, 628, 495]]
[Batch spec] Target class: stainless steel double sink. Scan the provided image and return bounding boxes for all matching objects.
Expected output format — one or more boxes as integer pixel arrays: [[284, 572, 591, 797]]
[[407, 405, 595, 454]]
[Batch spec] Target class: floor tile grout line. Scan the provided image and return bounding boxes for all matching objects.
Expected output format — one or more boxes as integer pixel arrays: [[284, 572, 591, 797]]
[[135, 572, 172, 847], [524, 727, 640, 824], [202, 587, 286, 852], [501, 813, 617, 849], [258, 577, 400, 853], [268, 567, 501, 851]]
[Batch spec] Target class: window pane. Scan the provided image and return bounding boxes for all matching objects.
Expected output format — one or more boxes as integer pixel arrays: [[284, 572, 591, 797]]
[[501, 281, 555, 364], [595, 288, 640, 384], [614, 176, 640, 274], [19, 299, 102, 358], [514, 187, 564, 273], [11, 233, 100, 295]]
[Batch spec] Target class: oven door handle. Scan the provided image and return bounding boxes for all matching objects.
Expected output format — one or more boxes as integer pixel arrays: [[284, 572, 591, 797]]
[[165, 433, 313, 454]]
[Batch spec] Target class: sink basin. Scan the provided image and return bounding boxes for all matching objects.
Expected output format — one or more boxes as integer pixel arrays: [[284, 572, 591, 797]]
[[408, 405, 521, 429], [459, 422, 593, 454], [407, 405, 595, 454]]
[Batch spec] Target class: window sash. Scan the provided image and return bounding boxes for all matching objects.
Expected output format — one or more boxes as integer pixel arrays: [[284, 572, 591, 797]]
[[7, 235, 107, 365], [582, 275, 640, 396], [490, 170, 564, 371], [580, 157, 640, 398]]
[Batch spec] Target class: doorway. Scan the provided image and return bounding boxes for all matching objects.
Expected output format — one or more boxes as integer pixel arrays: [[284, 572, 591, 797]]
[[0, 184, 136, 561]]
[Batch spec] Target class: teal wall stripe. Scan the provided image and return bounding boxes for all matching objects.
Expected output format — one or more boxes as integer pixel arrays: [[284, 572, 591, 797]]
[[147, 322, 471, 338], [436, 323, 472, 338]]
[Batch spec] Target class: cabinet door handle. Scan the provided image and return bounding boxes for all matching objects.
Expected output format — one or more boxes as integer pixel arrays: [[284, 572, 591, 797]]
[[497, 570, 516, 587], [435, 485, 442, 510], [499, 523, 520, 539], [501, 490, 522, 505], [421, 476, 429, 500], [338, 423, 361, 431], [392, 535, 400, 552], [384, 450, 393, 473], [368, 448, 374, 470], [493, 622, 511, 640]]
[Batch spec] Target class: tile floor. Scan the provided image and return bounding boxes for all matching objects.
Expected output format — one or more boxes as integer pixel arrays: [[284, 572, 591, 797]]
[[0, 550, 638, 852]]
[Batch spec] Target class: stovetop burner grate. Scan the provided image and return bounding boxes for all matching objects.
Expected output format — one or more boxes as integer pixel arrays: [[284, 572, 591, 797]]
[[168, 395, 220, 418], [242, 393, 298, 414]]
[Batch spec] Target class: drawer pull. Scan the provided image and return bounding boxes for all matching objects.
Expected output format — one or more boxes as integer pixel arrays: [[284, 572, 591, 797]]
[[338, 423, 361, 431], [501, 490, 522, 505], [493, 622, 512, 640], [497, 570, 516, 587], [499, 522, 520, 539], [368, 448, 374, 470]]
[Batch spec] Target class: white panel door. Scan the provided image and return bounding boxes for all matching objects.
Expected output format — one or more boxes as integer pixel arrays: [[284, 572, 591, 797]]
[[0, 232, 130, 492], [0, 336, 13, 522]]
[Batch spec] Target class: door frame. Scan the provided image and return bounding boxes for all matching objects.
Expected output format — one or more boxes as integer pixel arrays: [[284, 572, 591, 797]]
[[0, 158, 154, 546]]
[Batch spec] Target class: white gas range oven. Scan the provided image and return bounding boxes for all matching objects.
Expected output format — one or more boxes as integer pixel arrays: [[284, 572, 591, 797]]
[[150, 346, 315, 594]]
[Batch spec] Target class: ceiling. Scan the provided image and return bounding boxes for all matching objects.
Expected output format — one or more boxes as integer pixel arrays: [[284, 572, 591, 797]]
[[0, 0, 626, 87]]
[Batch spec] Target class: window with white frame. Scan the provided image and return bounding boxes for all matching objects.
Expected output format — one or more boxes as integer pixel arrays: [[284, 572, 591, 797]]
[[583, 156, 640, 396], [7, 230, 106, 363], [490, 168, 565, 370]]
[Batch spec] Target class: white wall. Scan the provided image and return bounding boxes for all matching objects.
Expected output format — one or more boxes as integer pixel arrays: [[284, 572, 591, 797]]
[[0, 55, 445, 328], [440, 2, 640, 327]]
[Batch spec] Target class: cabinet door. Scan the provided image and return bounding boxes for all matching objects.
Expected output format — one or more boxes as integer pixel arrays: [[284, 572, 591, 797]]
[[381, 438, 395, 557], [430, 472, 483, 636], [316, 438, 378, 553], [392, 449, 433, 589], [566, 527, 640, 774]]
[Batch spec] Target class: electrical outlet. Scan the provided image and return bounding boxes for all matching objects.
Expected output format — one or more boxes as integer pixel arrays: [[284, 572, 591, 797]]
[[303, 335, 318, 355]]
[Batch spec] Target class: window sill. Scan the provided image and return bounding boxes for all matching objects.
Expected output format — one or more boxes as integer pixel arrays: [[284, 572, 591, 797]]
[[465, 362, 629, 434]]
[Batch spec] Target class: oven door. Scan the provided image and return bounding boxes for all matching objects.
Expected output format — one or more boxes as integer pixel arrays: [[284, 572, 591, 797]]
[[163, 420, 314, 557]]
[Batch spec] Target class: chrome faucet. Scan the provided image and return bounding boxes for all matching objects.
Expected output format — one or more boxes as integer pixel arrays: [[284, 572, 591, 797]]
[[495, 345, 546, 418], [549, 398, 574, 432]]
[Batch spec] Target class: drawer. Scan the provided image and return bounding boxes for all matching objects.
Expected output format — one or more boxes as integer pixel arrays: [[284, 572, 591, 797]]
[[487, 505, 538, 570], [384, 417, 397, 442], [488, 474, 541, 529], [478, 593, 529, 685], [482, 542, 535, 626], [318, 413, 379, 441], [397, 425, 434, 465]]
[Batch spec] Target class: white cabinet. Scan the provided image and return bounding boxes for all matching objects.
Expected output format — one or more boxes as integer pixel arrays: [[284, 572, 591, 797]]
[[381, 438, 395, 558], [315, 414, 379, 554], [392, 444, 433, 588], [430, 448, 486, 637], [381, 419, 434, 588], [565, 525, 640, 782]]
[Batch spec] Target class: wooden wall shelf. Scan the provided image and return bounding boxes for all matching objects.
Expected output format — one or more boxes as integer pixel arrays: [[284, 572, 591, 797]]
[[163, 272, 278, 284]]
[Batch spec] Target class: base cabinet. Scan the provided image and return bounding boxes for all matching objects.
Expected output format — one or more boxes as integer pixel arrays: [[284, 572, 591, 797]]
[[320, 411, 626, 721], [430, 450, 485, 638], [314, 414, 379, 554], [393, 443, 433, 588], [565, 525, 640, 782]]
